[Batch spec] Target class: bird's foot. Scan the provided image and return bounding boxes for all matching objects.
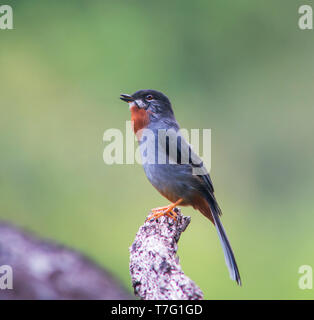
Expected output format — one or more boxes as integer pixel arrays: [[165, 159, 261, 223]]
[[148, 205, 178, 221], [147, 199, 183, 222]]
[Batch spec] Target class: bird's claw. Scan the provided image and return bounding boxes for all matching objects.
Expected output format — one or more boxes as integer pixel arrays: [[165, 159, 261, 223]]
[[147, 205, 178, 221]]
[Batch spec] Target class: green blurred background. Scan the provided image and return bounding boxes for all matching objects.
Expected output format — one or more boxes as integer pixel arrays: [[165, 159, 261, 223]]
[[1, 0, 314, 299]]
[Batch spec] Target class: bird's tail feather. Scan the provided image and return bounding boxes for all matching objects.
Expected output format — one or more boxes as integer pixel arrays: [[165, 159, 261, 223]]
[[207, 196, 241, 286]]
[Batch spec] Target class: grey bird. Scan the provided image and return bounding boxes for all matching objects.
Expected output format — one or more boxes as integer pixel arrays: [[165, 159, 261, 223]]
[[120, 89, 241, 285]]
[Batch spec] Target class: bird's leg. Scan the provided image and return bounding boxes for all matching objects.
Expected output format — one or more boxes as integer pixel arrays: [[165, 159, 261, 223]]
[[148, 199, 183, 221], [150, 205, 171, 213], [150, 205, 176, 220]]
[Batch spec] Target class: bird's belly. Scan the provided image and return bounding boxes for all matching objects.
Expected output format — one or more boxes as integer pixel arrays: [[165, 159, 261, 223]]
[[143, 163, 196, 205]]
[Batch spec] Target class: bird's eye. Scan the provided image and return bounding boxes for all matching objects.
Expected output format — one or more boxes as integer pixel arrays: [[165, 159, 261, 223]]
[[146, 95, 153, 101]]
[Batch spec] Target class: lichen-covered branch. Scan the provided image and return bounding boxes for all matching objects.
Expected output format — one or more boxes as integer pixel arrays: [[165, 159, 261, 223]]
[[129, 209, 203, 300]]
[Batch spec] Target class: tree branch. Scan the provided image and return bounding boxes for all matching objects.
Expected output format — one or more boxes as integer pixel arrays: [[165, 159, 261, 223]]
[[129, 209, 203, 300]]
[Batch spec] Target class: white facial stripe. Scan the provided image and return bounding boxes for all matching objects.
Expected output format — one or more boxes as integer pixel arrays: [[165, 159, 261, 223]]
[[128, 99, 146, 110], [128, 102, 137, 110], [135, 99, 146, 109]]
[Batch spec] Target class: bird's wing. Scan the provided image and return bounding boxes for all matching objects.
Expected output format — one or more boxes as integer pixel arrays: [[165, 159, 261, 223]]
[[156, 120, 215, 195], [163, 130, 221, 215]]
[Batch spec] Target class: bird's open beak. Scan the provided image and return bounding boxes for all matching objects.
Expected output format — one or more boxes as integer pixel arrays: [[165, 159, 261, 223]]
[[120, 94, 135, 103]]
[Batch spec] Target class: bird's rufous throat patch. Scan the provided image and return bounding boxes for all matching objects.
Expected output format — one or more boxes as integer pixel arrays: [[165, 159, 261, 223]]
[[129, 102, 150, 139]]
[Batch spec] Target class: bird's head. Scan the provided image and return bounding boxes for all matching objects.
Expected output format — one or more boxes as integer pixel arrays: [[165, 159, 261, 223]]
[[120, 89, 174, 120]]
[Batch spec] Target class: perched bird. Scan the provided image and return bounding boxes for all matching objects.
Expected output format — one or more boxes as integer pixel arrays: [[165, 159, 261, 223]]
[[120, 89, 241, 285]]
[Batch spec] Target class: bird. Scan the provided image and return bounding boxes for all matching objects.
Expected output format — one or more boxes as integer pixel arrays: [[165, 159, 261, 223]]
[[120, 89, 241, 285]]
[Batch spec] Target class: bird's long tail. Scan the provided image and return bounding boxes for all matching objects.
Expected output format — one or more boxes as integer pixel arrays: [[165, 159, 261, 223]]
[[207, 196, 242, 286]]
